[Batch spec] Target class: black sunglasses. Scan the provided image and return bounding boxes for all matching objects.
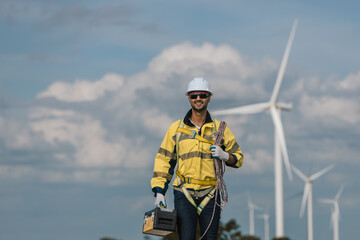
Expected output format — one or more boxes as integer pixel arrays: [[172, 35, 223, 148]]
[[189, 92, 210, 99]]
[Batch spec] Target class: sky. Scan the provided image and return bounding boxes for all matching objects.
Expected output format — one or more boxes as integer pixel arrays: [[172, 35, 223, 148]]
[[0, 0, 359, 240]]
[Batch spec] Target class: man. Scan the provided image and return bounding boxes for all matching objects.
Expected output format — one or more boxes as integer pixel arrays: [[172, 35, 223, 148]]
[[151, 77, 243, 239]]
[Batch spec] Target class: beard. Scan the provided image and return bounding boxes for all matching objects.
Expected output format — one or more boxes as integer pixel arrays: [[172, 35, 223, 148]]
[[191, 100, 208, 112]]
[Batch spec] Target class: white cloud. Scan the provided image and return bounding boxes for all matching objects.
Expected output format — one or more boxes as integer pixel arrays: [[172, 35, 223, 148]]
[[288, 76, 323, 95], [36, 73, 124, 102], [300, 94, 360, 124], [30, 110, 96, 146], [29, 107, 79, 119], [240, 150, 273, 174], [144, 42, 275, 99], [0, 116, 35, 149], [148, 42, 250, 77], [339, 71, 360, 90], [140, 108, 174, 137], [29, 107, 150, 168]]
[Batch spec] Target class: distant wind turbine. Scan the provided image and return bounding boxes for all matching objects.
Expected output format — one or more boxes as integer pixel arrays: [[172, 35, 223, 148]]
[[248, 198, 262, 236], [258, 213, 270, 240], [292, 164, 334, 240], [213, 19, 298, 238], [319, 185, 344, 240]]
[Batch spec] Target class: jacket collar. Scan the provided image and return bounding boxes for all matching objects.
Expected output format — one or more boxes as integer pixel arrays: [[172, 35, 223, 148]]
[[183, 109, 213, 127]]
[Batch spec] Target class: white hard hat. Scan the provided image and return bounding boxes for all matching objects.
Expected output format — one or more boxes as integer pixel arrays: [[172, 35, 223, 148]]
[[186, 77, 212, 96]]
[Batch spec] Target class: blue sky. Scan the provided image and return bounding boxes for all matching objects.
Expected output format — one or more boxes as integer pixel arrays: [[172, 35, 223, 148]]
[[0, 1, 359, 240]]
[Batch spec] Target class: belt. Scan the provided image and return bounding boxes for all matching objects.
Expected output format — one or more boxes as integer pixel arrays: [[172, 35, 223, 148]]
[[176, 170, 217, 186]]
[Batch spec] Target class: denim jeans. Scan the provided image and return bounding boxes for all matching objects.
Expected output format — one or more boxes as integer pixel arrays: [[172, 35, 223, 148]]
[[174, 189, 221, 240]]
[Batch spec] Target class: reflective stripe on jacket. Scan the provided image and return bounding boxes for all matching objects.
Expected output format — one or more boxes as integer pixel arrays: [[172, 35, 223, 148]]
[[151, 110, 243, 196]]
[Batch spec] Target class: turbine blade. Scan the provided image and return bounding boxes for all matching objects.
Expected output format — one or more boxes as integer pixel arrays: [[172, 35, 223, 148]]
[[270, 107, 293, 180], [212, 102, 270, 116], [286, 190, 304, 201], [270, 19, 298, 104], [336, 185, 344, 200], [291, 164, 308, 182], [300, 183, 310, 218], [310, 164, 334, 181]]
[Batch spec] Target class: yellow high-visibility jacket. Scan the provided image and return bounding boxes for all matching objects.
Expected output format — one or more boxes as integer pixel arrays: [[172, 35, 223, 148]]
[[151, 110, 243, 196]]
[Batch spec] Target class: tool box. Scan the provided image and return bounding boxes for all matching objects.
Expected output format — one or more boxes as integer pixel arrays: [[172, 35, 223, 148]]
[[142, 207, 177, 236]]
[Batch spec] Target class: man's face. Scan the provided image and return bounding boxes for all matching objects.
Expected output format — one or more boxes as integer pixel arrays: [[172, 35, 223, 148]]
[[188, 91, 211, 112]]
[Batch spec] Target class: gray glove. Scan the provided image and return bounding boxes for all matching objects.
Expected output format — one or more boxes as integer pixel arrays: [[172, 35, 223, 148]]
[[154, 193, 167, 208], [210, 145, 229, 161]]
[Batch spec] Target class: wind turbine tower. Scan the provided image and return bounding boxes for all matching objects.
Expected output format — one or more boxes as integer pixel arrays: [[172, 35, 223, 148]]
[[248, 198, 261, 236], [319, 186, 344, 240], [258, 213, 270, 240], [292, 164, 334, 240], [212, 20, 298, 238]]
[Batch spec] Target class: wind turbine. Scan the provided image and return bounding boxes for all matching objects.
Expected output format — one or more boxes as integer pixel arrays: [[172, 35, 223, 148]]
[[212, 19, 298, 238], [319, 186, 344, 240], [292, 164, 334, 240], [248, 198, 262, 236], [258, 213, 270, 240]]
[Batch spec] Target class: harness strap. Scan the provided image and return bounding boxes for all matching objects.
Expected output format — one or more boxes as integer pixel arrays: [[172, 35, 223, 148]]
[[176, 174, 216, 215], [196, 188, 216, 215], [173, 186, 214, 198], [176, 127, 214, 145]]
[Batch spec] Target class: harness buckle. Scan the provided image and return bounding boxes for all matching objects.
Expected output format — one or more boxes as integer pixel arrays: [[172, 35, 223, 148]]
[[189, 130, 197, 139], [208, 191, 215, 199], [186, 177, 190, 184]]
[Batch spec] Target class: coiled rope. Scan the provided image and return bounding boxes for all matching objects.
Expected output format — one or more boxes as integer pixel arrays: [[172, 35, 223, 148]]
[[200, 121, 228, 239], [214, 121, 229, 209]]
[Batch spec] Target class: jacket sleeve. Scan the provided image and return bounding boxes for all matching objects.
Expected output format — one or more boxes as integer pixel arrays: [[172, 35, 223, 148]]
[[151, 121, 178, 196], [222, 125, 243, 168]]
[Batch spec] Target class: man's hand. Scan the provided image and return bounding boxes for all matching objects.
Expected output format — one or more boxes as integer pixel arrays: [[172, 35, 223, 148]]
[[155, 193, 167, 208], [210, 145, 229, 161]]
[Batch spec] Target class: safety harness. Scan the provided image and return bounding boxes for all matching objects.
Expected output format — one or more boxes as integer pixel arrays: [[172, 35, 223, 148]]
[[175, 119, 223, 215]]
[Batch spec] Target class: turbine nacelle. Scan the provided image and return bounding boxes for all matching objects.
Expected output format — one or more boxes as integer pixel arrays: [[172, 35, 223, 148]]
[[275, 102, 293, 111]]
